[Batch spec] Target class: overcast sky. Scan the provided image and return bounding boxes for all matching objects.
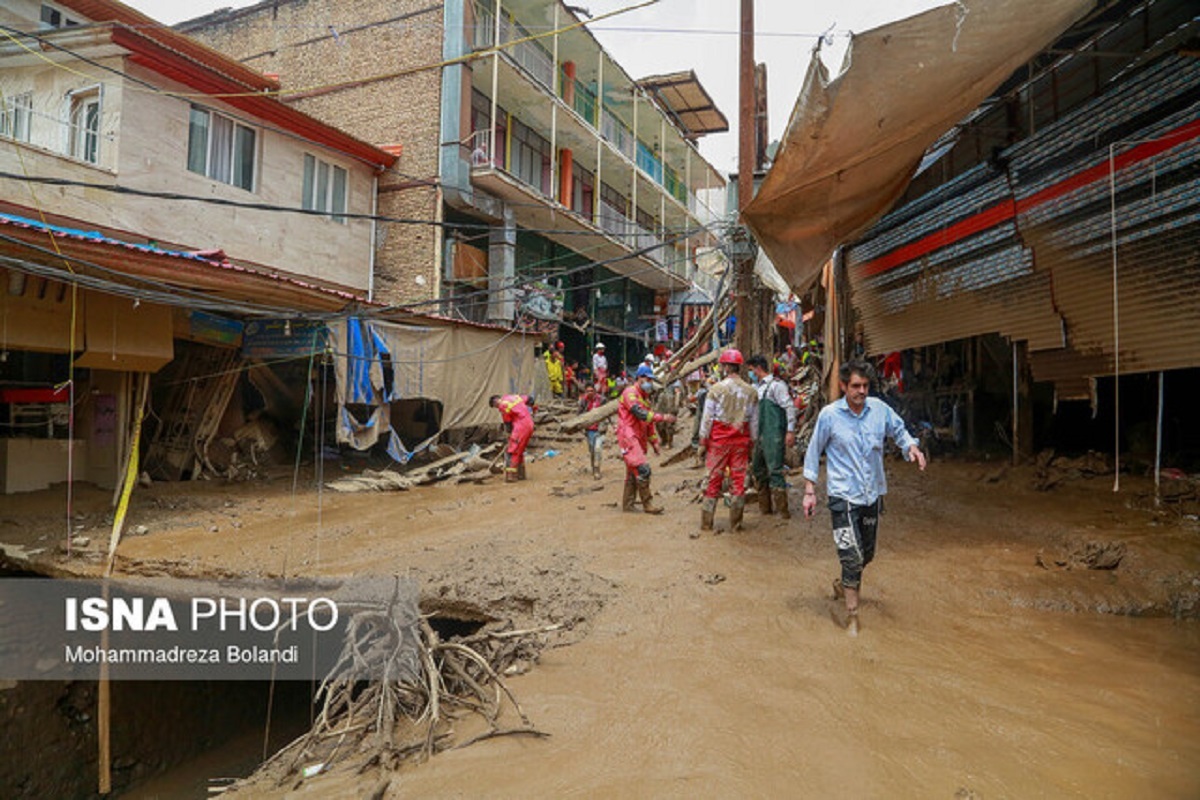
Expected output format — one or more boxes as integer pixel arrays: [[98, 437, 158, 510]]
[[123, 0, 947, 173]]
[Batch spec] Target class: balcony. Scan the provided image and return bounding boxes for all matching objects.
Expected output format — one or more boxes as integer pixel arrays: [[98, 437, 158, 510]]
[[467, 158, 686, 290], [470, 2, 713, 229]]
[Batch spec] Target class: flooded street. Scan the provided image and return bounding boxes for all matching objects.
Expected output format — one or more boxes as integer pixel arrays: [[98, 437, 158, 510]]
[[5, 442, 1199, 797]]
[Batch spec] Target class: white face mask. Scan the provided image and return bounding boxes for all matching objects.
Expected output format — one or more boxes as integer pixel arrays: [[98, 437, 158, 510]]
[[640, 381, 654, 392]]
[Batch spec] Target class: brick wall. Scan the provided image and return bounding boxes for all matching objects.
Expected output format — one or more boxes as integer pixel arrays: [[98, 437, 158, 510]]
[[182, 0, 446, 307]]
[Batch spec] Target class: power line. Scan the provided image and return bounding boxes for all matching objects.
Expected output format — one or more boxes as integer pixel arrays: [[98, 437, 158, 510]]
[[0, 213, 726, 320], [0, 170, 711, 240]]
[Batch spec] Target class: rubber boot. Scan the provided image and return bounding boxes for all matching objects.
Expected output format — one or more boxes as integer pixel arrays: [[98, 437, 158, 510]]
[[729, 495, 746, 532], [772, 488, 791, 519], [516, 462, 527, 481], [758, 486, 774, 515], [638, 480, 663, 514], [504, 468, 518, 483], [591, 449, 601, 480], [621, 473, 638, 512], [700, 497, 717, 531]]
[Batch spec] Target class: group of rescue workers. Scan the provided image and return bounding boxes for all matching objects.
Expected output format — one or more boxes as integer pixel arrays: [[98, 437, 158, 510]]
[[496, 343, 799, 532], [492, 340, 928, 635]]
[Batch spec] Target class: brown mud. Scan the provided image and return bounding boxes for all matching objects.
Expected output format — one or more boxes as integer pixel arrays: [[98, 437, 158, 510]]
[[2, 440, 1198, 797]]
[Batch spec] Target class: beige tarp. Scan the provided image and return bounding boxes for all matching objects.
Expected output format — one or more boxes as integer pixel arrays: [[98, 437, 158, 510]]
[[743, 0, 1093, 290], [329, 319, 546, 454]]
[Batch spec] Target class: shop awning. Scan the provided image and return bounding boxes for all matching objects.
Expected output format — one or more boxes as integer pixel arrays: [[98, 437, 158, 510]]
[[638, 70, 730, 139], [742, 0, 1093, 290]]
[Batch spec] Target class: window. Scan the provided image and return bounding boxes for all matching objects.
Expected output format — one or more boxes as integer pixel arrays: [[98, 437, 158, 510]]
[[187, 105, 256, 191], [40, 4, 80, 29], [510, 118, 551, 196], [469, 89, 506, 168], [67, 87, 101, 164], [0, 93, 32, 143], [571, 162, 594, 217], [302, 154, 348, 222]]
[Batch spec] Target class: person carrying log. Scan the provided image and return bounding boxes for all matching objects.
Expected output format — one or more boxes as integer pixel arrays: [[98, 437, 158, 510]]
[[617, 364, 676, 514], [489, 393, 535, 482], [698, 349, 758, 532]]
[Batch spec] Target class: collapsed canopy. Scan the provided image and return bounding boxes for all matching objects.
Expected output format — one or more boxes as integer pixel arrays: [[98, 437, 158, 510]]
[[743, 0, 1093, 290]]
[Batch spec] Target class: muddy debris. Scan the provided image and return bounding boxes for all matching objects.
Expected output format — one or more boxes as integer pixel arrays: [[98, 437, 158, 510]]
[[1036, 540, 1126, 571]]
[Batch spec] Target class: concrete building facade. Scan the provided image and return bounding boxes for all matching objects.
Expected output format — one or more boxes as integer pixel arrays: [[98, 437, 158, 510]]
[[183, 0, 727, 359]]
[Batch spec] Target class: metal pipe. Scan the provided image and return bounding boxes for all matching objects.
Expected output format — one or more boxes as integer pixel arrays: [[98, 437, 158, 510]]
[[1155, 371, 1163, 506], [1012, 339, 1019, 465], [1109, 143, 1120, 491], [367, 173, 378, 301]]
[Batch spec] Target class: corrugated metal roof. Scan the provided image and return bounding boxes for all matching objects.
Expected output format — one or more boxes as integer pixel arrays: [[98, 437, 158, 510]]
[[637, 70, 730, 139], [846, 48, 1200, 390]]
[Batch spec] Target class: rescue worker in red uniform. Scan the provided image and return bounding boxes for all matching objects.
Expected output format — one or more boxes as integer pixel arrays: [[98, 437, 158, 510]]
[[617, 364, 676, 514], [489, 393, 535, 482], [698, 349, 759, 531]]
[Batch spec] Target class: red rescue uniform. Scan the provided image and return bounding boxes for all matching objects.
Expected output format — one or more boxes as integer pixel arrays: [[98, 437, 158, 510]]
[[616, 383, 660, 475], [495, 394, 534, 475]]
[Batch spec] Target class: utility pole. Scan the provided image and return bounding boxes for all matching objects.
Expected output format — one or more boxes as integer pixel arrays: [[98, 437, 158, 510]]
[[734, 0, 755, 356]]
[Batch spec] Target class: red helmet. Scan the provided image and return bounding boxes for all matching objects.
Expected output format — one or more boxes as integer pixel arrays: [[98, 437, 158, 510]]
[[556, 341, 565, 350], [719, 349, 743, 365]]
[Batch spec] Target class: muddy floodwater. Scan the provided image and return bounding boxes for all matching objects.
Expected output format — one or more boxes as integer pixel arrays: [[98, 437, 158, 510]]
[[5, 440, 1198, 797]]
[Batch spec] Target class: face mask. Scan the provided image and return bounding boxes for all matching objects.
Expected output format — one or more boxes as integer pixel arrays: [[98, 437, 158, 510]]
[[640, 381, 654, 392], [748, 372, 759, 384]]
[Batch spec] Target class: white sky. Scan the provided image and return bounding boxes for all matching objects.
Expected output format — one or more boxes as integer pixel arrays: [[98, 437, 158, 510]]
[[122, 0, 948, 173]]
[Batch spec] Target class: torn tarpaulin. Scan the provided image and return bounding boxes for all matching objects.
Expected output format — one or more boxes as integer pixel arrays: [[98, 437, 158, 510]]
[[328, 317, 545, 461]]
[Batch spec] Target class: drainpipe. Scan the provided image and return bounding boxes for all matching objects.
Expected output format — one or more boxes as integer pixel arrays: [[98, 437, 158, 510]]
[[368, 173, 378, 302]]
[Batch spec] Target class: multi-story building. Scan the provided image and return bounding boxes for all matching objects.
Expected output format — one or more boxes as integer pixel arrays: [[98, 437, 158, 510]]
[[182, 0, 727, 367], [0, 0, 397, 491]]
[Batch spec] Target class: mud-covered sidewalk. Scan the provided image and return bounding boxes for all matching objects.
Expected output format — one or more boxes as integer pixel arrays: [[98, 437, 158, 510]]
[[3, 439, 1199, 797]]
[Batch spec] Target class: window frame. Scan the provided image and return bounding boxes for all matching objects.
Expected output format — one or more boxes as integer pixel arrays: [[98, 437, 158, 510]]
[[302, 153, 349, 223], [0, 92, 33, 143], [186, 104, 257, 192], [66, 85, 102, 165]]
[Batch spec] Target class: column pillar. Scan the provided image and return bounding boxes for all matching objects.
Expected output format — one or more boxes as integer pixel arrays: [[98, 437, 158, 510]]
[[488, 205, 517, 322]]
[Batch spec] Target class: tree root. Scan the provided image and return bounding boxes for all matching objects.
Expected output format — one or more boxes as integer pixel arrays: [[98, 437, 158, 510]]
[[255, 578, 555, 788]]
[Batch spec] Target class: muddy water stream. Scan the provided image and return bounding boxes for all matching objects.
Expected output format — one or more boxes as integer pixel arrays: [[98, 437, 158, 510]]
[[15, 449, 1198, 797]]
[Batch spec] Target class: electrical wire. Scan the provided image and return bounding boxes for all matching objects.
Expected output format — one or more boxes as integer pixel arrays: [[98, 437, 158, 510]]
[[0, 169, 714, 240], [0, 0, 661, 102]]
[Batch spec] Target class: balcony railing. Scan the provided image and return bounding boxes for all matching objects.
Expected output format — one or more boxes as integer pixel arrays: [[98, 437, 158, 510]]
[[473, 3, 554, 90], [600, 108, 635, 159], [470, 3, 710, 230]]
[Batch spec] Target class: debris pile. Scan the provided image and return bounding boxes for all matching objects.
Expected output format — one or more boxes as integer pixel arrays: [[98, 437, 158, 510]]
[[324, 444, 501, 493], [252, 581, 557, 789]]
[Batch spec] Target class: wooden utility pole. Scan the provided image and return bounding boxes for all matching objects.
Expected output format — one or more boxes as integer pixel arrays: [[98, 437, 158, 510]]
[[738, 0, 754, 215], [734, 0, 755, 356]]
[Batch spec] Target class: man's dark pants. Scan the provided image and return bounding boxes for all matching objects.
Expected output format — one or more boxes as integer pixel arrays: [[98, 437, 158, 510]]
[[828, 496, 881, 590]]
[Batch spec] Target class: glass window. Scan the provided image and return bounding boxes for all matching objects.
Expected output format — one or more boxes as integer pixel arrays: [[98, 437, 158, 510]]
[[301, 153, 348, 223], [0, 93, 32, 143], [68, 87, 101, 164], [187, 107, 209, 174], [186, 104, 256, 191]]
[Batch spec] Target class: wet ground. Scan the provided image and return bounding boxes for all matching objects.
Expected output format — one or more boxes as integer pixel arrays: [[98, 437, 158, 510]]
[[2, 439, 1199, 798]]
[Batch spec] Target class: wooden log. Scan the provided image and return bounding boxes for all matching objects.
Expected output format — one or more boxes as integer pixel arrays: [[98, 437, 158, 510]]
[[560, 349, 725, 432]]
